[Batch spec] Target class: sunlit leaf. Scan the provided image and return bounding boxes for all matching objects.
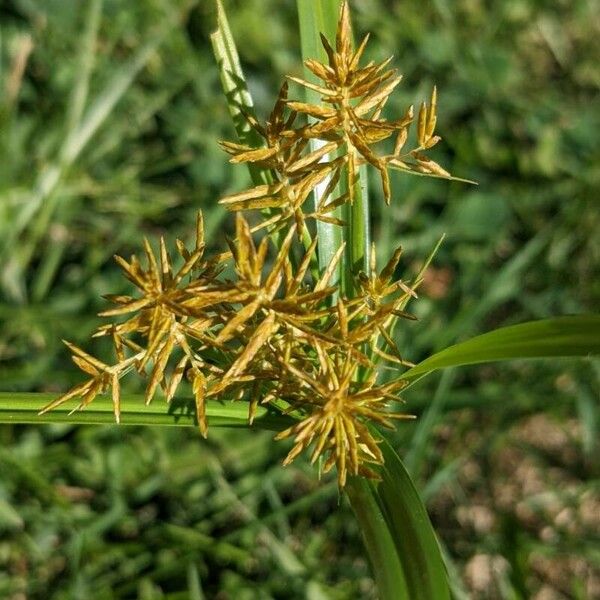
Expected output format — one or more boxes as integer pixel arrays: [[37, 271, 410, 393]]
[[403, 315, 600, 380]]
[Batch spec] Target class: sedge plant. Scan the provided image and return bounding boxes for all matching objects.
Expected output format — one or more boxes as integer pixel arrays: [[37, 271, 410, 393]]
[[40, 1, 460, 489], [1, 1, 599, 598]]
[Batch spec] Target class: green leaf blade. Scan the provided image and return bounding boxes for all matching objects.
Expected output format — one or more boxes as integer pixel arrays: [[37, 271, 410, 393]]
[[345, 477, 411, 599], [0, 392, 289, 431], [377, 438, 451, 600], [210, 0, 270, 186], [403, 315, 600, 379], [346, 438, 451, 600]]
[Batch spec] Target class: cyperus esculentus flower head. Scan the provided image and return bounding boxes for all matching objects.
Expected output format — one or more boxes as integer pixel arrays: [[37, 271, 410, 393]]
[[274, 346, 414, 487], [219, 83, 346, 236], [220, 0, 458, 233], [43, 0, 462, 487]]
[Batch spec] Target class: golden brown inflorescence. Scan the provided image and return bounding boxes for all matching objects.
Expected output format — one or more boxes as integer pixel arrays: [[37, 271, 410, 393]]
[[44, 1, 457, 487], [219, 0, 454, 220]]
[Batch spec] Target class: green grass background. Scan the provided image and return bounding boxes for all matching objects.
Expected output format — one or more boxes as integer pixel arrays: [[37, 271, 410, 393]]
[[1, 0, 598, 597]]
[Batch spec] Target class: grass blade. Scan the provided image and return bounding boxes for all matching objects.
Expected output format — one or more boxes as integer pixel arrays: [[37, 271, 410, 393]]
[[1, 4, 190, 288], [61, 18, 175, 165], [404, 368, 456, 479], [377, 438, 451, 599], [0, 392, 289, 431], [63, 0, 102, 152], [210, 0, 270, 186], [31, 0, 102, 303], [403, 315, 600, 379], [345, 477, 410, 599], [347, 438, 451, 600]]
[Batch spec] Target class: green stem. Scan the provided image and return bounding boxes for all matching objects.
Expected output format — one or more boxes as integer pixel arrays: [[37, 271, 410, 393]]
[[344, 163, 371, 295], [297, 0, 344, 278], [296, 0, 371, 293]]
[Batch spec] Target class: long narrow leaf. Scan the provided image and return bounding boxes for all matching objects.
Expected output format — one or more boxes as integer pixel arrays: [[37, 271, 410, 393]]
[[2, 4, 188, 273], [348, 439, 451, 600], [345, 477, 410, 599], [377, 438, 451, 599], [0, 392, 289, 431], [210, 0, 269, 186], [403, 315, 600, 380]]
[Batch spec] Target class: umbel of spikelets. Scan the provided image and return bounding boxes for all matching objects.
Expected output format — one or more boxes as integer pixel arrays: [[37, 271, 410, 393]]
[[219, 83, 347, 236], [274, 348, 413, 487], [219, 0, 455, 235], [42, 211, 421, 486], [41, 212, 228, 436], [43, 0, 463, 487]]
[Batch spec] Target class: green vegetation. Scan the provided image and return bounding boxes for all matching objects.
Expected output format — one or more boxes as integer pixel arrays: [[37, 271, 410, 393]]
[[1, 0, 598, 597]]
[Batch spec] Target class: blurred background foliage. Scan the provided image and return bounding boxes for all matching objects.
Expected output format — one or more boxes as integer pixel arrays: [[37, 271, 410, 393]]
[[0, 0, 598, 597]]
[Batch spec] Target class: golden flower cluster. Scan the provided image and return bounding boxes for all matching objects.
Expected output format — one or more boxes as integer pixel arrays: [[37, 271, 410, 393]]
[[219, 0, 454, 225], [43, 1, 456, 487]]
